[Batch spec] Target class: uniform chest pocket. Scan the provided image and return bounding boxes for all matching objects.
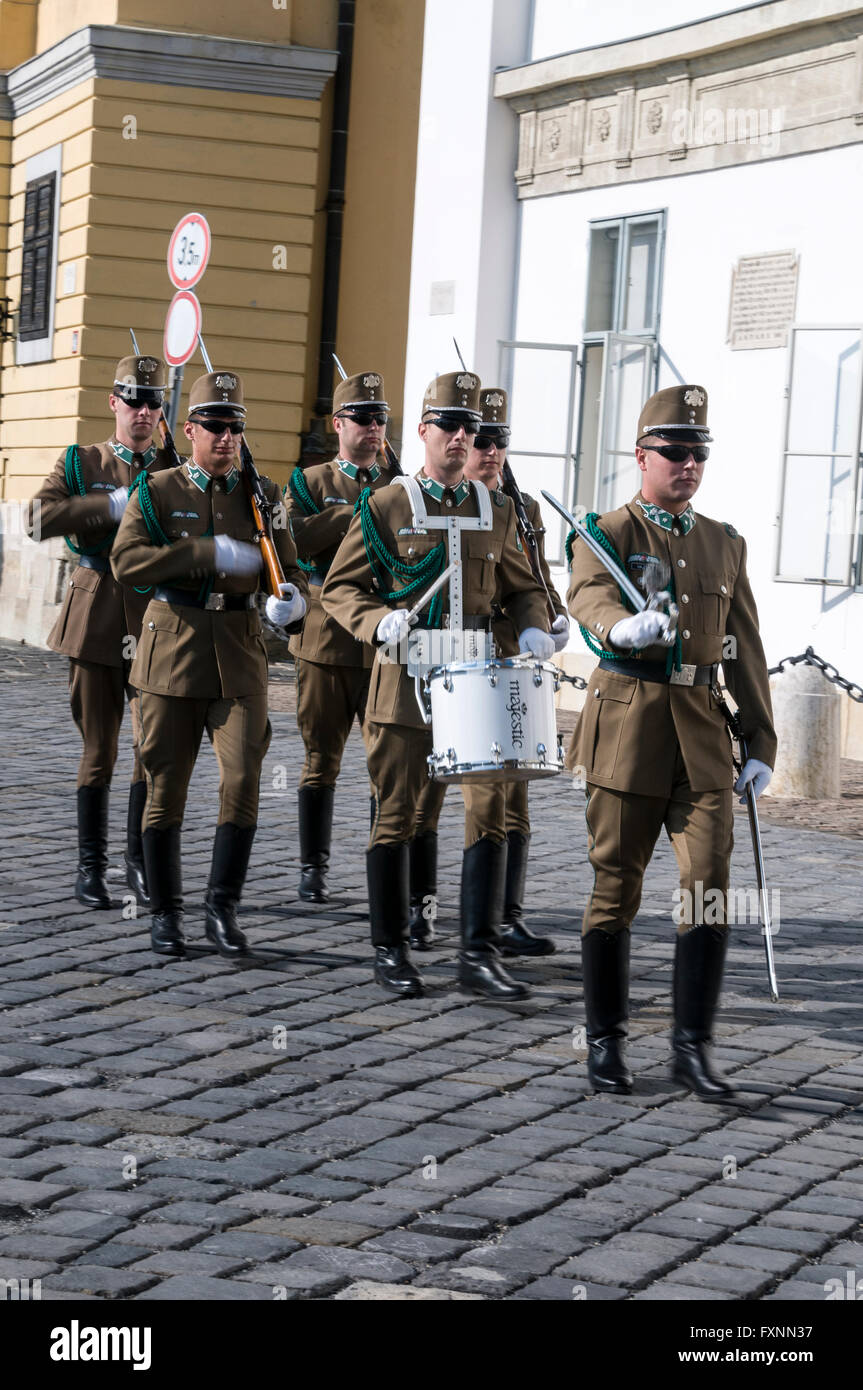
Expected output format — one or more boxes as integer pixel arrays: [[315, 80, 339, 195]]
[[466, 533, 501, 594], [699, 574, 734, 636]]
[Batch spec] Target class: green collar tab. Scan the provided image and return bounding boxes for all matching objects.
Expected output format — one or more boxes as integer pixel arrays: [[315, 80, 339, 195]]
[[112, 440, 157, 469], [637, 497, 696, 535], [419, 473, 471, 506], [338, 458, 381, 483], [185, 462, 239, 494]]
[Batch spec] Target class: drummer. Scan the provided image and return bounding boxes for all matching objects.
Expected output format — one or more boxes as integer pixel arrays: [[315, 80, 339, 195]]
[[409, 388, 570, 959], [321, 371, 553, 1001]]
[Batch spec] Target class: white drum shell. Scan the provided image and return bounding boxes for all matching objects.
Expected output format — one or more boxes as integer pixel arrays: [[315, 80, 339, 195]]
[[427, 657, 562, 782]]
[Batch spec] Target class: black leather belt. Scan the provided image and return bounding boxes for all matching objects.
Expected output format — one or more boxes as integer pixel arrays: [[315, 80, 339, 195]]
[[154, 587, 255, 612], [78, 554, 110, 573], [599, 657, 719, 687]]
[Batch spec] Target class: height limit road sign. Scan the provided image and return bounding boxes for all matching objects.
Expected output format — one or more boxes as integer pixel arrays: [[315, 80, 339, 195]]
[[167, 212, 211, 290]]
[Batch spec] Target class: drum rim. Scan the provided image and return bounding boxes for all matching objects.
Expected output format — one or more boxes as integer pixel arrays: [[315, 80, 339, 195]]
[[426, 656, 558, 678], [428, 756, 563, 775]]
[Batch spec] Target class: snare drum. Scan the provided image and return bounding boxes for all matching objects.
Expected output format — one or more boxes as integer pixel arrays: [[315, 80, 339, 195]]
[[425, 656, 563, 782]]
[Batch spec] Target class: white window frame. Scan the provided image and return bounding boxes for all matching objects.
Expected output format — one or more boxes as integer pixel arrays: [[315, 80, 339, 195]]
[[16, 143, 62, 366], [774, 323, 863, 588]]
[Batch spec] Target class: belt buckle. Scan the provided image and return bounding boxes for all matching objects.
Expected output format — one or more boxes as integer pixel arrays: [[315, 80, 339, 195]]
[[669, 663, 696, 686], [205, 593, 227, 612]]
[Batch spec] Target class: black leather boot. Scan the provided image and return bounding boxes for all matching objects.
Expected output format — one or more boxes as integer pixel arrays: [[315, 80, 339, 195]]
[[458, 838, 530, 1001], [74, 785, 112, 908], [408, 831, 437, 951], [142, 824, 184, 957], [204, 823, 255, 957], [499, 832, 556, 957], [367, 842, 423, 998], [298, 785, 334, 903], [582, 928, 633, 1094], [671, 925, 736, 1100], [125, 781, 149, 908]]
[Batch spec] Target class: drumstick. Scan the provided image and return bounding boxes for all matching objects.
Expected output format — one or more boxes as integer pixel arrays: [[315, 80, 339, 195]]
[[404, 562, 459, 625]]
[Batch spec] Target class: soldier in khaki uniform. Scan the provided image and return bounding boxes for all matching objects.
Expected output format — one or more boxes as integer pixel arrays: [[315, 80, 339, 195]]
[[567, 385, 776, 1099], [112, 372, 308, 958], [27, 355, 175, 910], [286, 371, 399, 902], [409, 388, 569, 957], [321, 371, 553, 1001]]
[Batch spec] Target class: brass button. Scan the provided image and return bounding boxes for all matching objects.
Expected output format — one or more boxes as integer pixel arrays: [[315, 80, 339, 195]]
[[720, 583, 728, 594], [216, 512, 223, 520], [681, 593, 689, 603], [672, 527, 680, 537], [677, 558, 686, 568], [148, 621, 154, 629], [683, 628, 691, 639], [407, 546, 415, 556], [181, 530, 188, 538], [486, 552, 494, 561], [593, 689, 599, 698], [219, 571, 227, 579], [445, 498, 453, 508]]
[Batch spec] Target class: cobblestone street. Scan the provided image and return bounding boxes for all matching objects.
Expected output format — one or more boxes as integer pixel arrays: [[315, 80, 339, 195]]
[[1, 643, 861, 1304]]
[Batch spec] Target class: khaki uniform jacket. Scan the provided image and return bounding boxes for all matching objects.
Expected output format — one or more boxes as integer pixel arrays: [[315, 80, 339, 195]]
[[30, 440, 175, 668], [286, 456, 397, 668], [567, 492, 776, 795], [111, 461, 307, 700], [321, 476, 550, 729], [493, 491, 566, 658]]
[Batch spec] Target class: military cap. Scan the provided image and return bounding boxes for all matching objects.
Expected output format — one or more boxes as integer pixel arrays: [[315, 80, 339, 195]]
[[333, 371, 389, 415], [636, 384, 712, 444], [479, 388, 509, 427], [422, 371, 482, 422], [113, 355, 166, 404], [187, 371, 246, 418]]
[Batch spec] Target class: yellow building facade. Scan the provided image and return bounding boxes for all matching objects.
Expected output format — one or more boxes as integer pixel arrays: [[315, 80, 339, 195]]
[[0, 0, 425, 525]]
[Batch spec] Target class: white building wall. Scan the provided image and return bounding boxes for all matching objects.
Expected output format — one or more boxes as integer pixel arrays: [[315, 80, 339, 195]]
[[530, 0, 759, 60]]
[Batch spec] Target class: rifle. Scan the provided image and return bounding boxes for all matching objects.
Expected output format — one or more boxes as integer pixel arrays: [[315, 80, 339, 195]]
[[332, 353, 404, 476], [451, 338, 556, 623], [128, 329, 184, 470], [197, 334, 287, 598]]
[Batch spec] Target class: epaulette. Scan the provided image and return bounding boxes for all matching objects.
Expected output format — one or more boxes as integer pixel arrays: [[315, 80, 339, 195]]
[[723, 522, 739, 539]]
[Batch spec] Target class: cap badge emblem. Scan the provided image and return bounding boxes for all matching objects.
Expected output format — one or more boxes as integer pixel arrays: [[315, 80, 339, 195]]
[[215, 374, 238, 391], [363, 374, 381, 388], [486, 392, 503, 407], [456, 373, 477, 390], [138, 357, 159, 375], [683, 388, 705, 407]]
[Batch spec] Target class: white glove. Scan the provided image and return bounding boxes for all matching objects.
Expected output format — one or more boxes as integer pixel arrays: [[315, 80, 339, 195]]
[[213, 534, 263, 577], [518, 627, 555, 662], [734, 758, 772, 804], [108, 488, 128, 523], [610, 610, 674, 650], [551, 614, 570, 653], [376, 608, 415, 646], [265, 582, 306, 627]]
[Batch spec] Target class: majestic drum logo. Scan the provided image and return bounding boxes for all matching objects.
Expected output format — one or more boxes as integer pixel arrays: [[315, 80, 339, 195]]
[[507, 680, 528, 750]]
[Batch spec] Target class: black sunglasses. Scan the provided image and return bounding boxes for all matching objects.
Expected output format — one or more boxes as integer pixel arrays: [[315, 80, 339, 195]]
[[116, 393, 163, 409], [338, 410, 388, 427], [474, 431, 510, 451], [192, 418, 245, 436], [644, 443, 710, 464], [426, 414, 479, 435]]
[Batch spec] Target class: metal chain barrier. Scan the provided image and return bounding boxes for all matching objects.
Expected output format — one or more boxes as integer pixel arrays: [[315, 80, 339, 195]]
[[768, 646, 863, 703]]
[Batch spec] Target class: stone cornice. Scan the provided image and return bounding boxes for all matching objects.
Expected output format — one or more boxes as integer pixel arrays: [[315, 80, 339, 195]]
[[494, 0, 863, 196], [4, 24, 338, 117], [0, 75, 11, 122]]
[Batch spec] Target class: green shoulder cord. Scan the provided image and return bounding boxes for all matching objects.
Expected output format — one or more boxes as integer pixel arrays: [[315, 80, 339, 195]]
[[62, 446, 115, 558], [287, 467, 320, 575], [357, 486, 446, 628], [128, 471, 170, 597], [565, 512, 681, 672]]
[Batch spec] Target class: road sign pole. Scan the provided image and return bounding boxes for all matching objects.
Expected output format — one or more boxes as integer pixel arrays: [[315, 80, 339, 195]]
[[167, 364, 184, 438]]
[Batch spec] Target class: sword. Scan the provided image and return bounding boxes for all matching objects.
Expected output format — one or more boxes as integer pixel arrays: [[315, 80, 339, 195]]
[[713, 689, 780, 1001], [541, 490, 647, 613]]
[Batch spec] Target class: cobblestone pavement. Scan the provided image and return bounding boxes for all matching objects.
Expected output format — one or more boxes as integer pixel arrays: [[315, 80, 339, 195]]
[[0, 643, 861, 1303]]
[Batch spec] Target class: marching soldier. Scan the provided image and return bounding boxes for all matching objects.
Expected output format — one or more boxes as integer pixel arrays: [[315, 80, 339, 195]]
[[285, 371, 399, 902], [321, 371, 553, 1001], [111, 372, 308, 959], [567, 385, 776, 1099], [27, 355, 175, 909], [409, 388, 570, 956]]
